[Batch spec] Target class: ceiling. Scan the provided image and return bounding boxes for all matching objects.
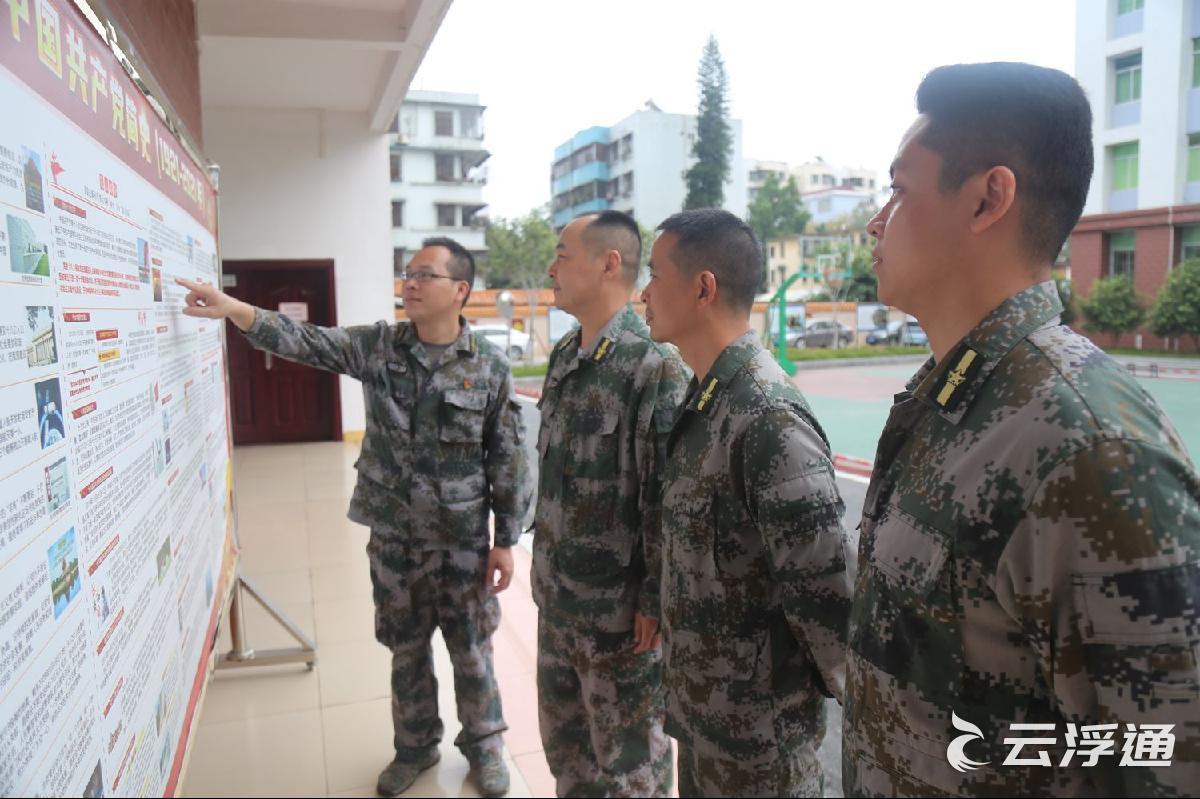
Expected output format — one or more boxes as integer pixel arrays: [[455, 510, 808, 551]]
[[197, 0, 451, 130]]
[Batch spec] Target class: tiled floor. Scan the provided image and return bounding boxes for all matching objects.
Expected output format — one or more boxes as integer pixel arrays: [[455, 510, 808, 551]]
[[180, 441, 554, 798]]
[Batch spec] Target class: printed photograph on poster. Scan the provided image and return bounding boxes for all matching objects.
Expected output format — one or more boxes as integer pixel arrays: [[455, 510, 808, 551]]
[[162, 407, 172, 465], [153, 436, 165, 476], [152, 267, 163, 302], [34, 377, 66, 448], [91, 581, 111, 623], [47, 527, 81, 619], [155, 684, 169, 736], [25, 305, 57, 367], [90, 578, 111, 623], [21, 147, 44, 213], [137, 239, 150, 284], [156, 537, 172, 583], [82, 762, 102, 798], [6, 214, 49, 276], [44, 455, 70, 512]]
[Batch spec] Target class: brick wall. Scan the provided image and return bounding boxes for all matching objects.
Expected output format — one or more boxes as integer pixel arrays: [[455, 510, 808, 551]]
[[1068, 207, 1200, 353], [106, 0, 202, 149]]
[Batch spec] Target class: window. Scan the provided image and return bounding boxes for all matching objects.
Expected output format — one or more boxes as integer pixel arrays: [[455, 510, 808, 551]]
[[390, 153, 402, 182], [460, 108, 480, 138], [621, 172, 633, 197], [1194, 38, 1200, 88], [393, 248, 406, 278], [1108, 230, 1135, 278], [1182, 226, 1200, 262], [1114, 53, 1142, 104], [769, 245, 775, 258], [434, 110, 454, 137], [436, 204, 457, 227], [1190, 135, 1200, 182], [1112, 142, 1139, 190], [462, 205, 485, 227], [619, 134, 633, 160], [435, 153, 456, 182], [391, 200, 404, 228], [810, 175, 819, 185], [1117, 0, 1143, 13]]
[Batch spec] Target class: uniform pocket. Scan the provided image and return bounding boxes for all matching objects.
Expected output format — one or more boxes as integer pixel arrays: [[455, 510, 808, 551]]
[[440, 389, 487, 443]]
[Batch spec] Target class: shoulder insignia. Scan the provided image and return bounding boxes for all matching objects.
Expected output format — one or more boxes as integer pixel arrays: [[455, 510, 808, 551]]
[[695, 377, 720, 413], [934, 344, 984, 411], [593, 336, 615, 363]]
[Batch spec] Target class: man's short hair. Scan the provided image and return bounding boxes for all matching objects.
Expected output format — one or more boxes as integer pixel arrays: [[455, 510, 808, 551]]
[[656, 209, 761, 313], [915, 62, 1093, 265], [422, 236, 475, 305], [580, 210, 642, 286]]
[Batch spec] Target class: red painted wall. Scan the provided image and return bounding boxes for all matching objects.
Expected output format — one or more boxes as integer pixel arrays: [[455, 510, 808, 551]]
[[106, 0, 202, 149]]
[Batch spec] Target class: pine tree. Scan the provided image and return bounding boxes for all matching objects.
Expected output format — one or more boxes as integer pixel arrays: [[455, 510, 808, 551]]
[[683, 36, 732, 210]]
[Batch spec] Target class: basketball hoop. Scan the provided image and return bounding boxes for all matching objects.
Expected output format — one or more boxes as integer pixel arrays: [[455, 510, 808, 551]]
[[816, 254, 845, 292]]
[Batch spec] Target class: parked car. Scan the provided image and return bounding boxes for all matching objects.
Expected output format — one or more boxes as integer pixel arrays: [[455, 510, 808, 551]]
[[789, 319, 854, 349], [888, 319, 929, 346], [473, 324, 532, 360], [865, 326, 891, 345]]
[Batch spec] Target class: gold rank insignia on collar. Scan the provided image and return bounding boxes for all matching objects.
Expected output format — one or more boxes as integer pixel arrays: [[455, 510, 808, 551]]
[[592, 336, 615, 363], [934, 344, 984, 411], [463, 378, 473, 390], [695, 377, 720, 412]]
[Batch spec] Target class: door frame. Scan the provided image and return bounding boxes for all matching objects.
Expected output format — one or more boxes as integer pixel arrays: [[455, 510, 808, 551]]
[[223, 258, 342, 442]]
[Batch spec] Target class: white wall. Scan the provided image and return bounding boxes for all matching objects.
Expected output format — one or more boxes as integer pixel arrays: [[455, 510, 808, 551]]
[[1077, 0, 1191, 214], [204, 107, 394, 435]]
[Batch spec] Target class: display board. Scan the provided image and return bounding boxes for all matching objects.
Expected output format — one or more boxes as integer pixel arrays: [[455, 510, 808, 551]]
[[0, 1, 234, 795]]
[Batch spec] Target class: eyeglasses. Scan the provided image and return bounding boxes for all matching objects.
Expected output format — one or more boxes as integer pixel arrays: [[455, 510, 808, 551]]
[[400, 271, 462, 285]]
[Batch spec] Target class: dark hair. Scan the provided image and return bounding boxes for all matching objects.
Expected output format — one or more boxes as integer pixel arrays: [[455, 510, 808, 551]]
[[422, 236, 475, 305], [915, 62, 1093, 264], [580, 210, 642, 285], [656, 209, 761, 313]]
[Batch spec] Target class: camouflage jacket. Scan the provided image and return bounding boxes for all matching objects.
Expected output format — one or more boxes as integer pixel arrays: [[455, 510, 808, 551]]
[[242, 310, 529, 549], [844, 281, 1200, 796], [531, 304, 689, 632], [660, 330, 852, 765]]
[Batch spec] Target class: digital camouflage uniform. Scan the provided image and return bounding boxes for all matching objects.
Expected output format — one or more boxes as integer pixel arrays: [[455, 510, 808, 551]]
[[532, 304, 689, 797], [660, 331, 853, 798], [242, 309, 529, 764], [843, 281, 1200, 796]]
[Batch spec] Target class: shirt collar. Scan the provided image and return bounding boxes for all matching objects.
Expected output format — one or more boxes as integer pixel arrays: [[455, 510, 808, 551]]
[[911, 280, 1063, 423], [577, 304, 639, 364], [685, 330, 760, 415]]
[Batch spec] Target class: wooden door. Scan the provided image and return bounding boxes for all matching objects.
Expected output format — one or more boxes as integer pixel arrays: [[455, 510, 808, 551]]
[[223, 260, 341, 444]]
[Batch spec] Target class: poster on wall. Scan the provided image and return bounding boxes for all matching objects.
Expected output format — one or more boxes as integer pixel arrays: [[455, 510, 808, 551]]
[[0, 1, 232, 796]]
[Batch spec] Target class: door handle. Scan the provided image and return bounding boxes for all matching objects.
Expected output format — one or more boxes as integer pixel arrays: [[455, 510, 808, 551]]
[[265, 352, 273, 371]]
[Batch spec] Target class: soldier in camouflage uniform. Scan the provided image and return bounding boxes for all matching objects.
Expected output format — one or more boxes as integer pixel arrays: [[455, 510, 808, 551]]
[[844, 62, 1200, 796], [533, 210, 688, 797], [640, 209, 853, 798], [178, 237, 528, 798]]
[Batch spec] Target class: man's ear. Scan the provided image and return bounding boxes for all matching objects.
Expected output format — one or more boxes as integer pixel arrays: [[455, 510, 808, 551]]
[[603, 248, 623, 280], [968, 165, 1017, 234], [697, 271, 718, 308]]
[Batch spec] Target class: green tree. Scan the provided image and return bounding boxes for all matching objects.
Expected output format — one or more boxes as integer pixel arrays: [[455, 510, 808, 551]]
[[748, 174, 809, 293], [1080, 276, 1145, 343], [748, 174, 809, 246], [683, 36, 732, 210], [1054, 275, 1076, 326], [1149, 258, 1200, 351], [483, 208, 556, 355]]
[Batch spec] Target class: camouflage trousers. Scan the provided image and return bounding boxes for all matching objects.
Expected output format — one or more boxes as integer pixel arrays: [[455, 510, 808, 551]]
[[537, 616, 672, 797], [677, 741, 822, 798], [367, 533, 506, 762]]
